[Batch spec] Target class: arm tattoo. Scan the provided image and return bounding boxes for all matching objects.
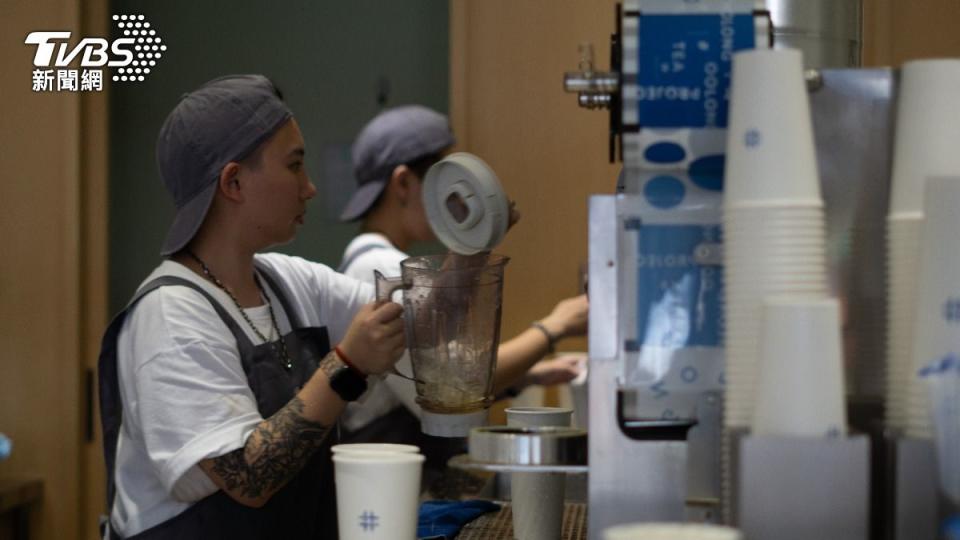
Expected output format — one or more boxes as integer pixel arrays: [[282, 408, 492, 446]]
[[318, 349, 345, 379], [209, 392, 331, 500]]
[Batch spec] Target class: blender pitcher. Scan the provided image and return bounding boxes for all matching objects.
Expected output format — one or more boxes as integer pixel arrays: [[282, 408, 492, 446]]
[[376, 254, 509, 436]]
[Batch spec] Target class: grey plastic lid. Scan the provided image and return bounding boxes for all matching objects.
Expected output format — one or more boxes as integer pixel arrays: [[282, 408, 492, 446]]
[[422, 152, 509, 255]]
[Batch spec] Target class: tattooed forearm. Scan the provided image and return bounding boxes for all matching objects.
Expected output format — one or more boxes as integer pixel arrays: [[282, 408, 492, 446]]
[[208, 395, 331, 501], [318, 349, 345, 379]]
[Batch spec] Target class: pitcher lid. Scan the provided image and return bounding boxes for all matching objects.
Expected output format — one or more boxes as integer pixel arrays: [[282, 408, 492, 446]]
[[422, 152, 509, 255]]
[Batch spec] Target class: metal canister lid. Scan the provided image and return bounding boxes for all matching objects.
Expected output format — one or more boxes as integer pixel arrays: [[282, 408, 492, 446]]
[[422, 152, 509, 255], [468, 426, 587, 465]]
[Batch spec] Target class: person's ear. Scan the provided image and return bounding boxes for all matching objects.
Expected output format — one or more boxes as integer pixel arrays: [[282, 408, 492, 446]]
[[218, 162, 244, 203], [390, 165, 413, 206]]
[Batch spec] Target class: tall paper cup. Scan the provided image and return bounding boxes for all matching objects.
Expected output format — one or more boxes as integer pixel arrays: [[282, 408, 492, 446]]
[[506, 407, 573, 540], [906, 177, 960, 438], [889, 59, 960, 216], [334, 452, 425, 540], [752, 296, 847, 437], [919, 355, 960, 504], [724, 49, 821, 206]]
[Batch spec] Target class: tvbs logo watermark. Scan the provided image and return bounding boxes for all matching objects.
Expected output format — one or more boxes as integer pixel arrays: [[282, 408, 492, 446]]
[[25, 14, 166, 93]]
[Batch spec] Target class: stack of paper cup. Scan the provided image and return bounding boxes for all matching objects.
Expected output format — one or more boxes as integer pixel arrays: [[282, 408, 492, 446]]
[[885, 215, 924, 430], [723, 48, 830, 429], [332, 444, 425, 540], [886, 59, 960, 431], [752, 296, 848, 437], [905, 177, 960, 439], [603, 522, 743, 540]]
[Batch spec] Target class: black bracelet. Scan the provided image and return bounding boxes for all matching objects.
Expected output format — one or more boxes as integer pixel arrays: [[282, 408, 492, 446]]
[[531, 321, 558, 354]]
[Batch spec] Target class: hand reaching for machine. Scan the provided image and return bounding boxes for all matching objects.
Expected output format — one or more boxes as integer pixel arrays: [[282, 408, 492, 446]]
[[337, 301, 405, 375], [523, 354, 585, 387], [538, 293, 589, 340]]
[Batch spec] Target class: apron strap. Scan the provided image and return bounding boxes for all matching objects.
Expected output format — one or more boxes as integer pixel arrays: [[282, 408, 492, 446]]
[[100, 267, 311, 536], [100, 276, 253, 512]]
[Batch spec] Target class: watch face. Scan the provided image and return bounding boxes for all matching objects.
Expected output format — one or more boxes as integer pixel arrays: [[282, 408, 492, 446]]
[[330, 366, 367, 401]]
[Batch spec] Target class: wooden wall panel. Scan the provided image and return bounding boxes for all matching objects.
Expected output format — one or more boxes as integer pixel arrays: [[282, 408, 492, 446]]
[[450, 0, 620, 352], [80, 1, 109, 536], [0, 1, 81, 536], [0, 1, 108, 539], [863, 0, 960, 66]]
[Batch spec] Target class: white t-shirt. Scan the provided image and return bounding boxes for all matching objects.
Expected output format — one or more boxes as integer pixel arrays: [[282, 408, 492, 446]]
[[111, 253, 373, 537], [338, 233, 420, 431]]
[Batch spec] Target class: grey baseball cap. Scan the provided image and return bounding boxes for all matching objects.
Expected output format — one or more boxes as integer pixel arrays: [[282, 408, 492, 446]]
[[339, 105, 456, 222], [156, 74, 293, 256]]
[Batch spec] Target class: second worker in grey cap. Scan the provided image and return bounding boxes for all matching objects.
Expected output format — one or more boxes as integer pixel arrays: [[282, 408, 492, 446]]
[[336, 105, 589, 491], [98, 75, 404, 539]]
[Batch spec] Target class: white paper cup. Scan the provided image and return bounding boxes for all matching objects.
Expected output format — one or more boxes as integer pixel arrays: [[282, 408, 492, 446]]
[[505, 407, 574, 428], [603, 522, 743, 540], [724, 49, 821, 206], [751, 296, 848, 437], [567, 357, 590, 431], [727, 232, 826, 243], [905, 177, 960, 439], [919, 355, 960, 504], [723, 218, 825, 230], [725, 210, 825, 218], [727, 259, 827, 272], [333, 452, 425, 540], [331, 443, 421, 455], [506, 406, 572, 540], [724, 206, 825, 219], [725, 200, 823, 210], [886, 216, 924, 430], [726, 235, 827, 248], [890, 59, 960, 216]]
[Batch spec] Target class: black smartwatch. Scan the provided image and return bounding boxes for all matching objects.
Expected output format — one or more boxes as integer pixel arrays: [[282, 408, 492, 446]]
[[329, 364, 368, 402]]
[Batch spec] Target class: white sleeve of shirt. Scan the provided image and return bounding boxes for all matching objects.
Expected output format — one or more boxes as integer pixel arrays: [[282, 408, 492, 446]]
[[121, 286, 263, 500], [254, 253, 375, 345], [342, 246, 407, 283]]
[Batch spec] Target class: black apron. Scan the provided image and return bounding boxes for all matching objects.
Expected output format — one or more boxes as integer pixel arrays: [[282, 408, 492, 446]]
[[98, 264, 338, 539]]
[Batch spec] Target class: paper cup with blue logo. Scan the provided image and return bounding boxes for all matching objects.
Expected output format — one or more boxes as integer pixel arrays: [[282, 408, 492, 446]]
[[890, 59, 960, 217], [905, 177, 960, 439], [725, 48, 821, 207], [333, 451, 424, 540]]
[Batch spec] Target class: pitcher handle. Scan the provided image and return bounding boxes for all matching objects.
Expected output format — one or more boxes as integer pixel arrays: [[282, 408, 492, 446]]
[[374, 270, 404, 303]]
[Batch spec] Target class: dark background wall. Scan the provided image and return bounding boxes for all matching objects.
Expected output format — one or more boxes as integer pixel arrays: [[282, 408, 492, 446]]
[[109, 0, 449, 311]]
